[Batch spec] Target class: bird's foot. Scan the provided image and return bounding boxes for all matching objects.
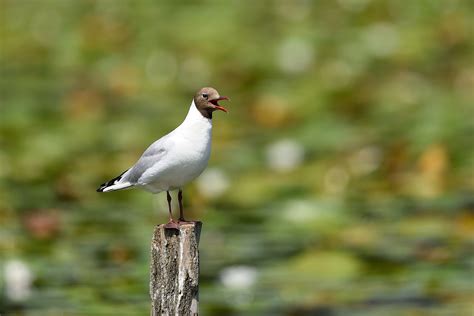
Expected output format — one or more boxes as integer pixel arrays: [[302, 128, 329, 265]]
[[164, 219, 197, 229], [164, 220, 179, 230], [178, 218, 194, 225]]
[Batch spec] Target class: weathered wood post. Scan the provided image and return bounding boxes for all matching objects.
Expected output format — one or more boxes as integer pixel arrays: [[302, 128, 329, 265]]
[[150, 222, 202, 316]]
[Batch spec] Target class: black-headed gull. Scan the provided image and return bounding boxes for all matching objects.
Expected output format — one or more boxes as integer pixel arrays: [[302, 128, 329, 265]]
[[97, 87, 229, 228]]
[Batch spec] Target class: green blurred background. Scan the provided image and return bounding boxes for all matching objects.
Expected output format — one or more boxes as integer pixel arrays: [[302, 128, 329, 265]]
[[1, 0, 473, 315]]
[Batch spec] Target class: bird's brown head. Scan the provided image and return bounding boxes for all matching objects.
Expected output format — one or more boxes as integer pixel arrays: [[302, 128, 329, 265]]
[[194, 87, 229, 119]]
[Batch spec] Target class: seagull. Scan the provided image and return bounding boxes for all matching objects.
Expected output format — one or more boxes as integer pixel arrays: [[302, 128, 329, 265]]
[[97, 87, 229, 229]]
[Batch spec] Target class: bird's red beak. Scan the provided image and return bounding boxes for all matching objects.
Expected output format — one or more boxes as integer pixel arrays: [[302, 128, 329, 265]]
[[209, 96, 229, 112]]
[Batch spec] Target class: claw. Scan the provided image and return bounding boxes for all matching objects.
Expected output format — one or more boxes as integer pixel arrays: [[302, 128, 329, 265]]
[[164, 221, 179, 230]]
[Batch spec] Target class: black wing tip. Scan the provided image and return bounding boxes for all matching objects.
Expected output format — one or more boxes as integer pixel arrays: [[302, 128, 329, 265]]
[[96, 169, 128, 193], [96, 181, 108, 192], [96, 180, 114, 192]]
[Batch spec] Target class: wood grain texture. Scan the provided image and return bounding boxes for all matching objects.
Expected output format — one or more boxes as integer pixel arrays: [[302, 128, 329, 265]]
[[150, 222, 202, 316]]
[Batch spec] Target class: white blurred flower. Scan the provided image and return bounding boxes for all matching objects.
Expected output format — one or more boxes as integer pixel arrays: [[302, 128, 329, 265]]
[[276, 37, 315, 74], [363, 23, 400, 57], [324, 166, 350, 194], [348, 146, 382, 175], [266, 139, 305, 172], [196, 168, 230, 198], [220, 266, 258, 290], [4, 260, 33, 302], [282, 199, 317, 223]]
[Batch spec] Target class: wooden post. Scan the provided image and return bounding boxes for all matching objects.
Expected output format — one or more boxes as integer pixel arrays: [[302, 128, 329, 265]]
[[150, 222, 202, 316]]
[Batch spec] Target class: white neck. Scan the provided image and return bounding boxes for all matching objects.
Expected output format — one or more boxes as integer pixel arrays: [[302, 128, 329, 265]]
[[175, 100, 212, 138]]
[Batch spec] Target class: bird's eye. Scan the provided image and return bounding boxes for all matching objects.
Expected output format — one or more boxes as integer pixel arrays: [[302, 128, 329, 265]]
[[202, 93, 208, 99]]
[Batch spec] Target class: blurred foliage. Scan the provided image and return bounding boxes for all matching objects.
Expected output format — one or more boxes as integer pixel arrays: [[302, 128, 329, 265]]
[[1, 0, 474, 315]]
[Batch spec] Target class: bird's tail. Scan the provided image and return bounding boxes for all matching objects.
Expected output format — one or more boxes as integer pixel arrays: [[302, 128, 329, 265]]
[[96, 170, 133, 192]]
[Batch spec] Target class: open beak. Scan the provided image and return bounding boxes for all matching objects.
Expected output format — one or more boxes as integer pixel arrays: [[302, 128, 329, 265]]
[[209, 96, 229, 112]]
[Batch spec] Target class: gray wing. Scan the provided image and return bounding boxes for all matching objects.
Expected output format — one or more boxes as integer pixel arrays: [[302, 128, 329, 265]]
[[123, 134, 174, 184]]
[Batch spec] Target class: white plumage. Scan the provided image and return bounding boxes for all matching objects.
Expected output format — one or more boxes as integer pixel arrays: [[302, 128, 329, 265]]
[[99, 101, 212, 193], [97, 87, 228, 227]]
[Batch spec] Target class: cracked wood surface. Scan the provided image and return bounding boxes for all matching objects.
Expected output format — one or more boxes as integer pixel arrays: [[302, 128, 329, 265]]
[[150, 222, 202, 316]]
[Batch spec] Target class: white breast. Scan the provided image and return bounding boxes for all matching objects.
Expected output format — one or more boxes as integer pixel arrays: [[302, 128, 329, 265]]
[[141, 101, 212, 193]]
